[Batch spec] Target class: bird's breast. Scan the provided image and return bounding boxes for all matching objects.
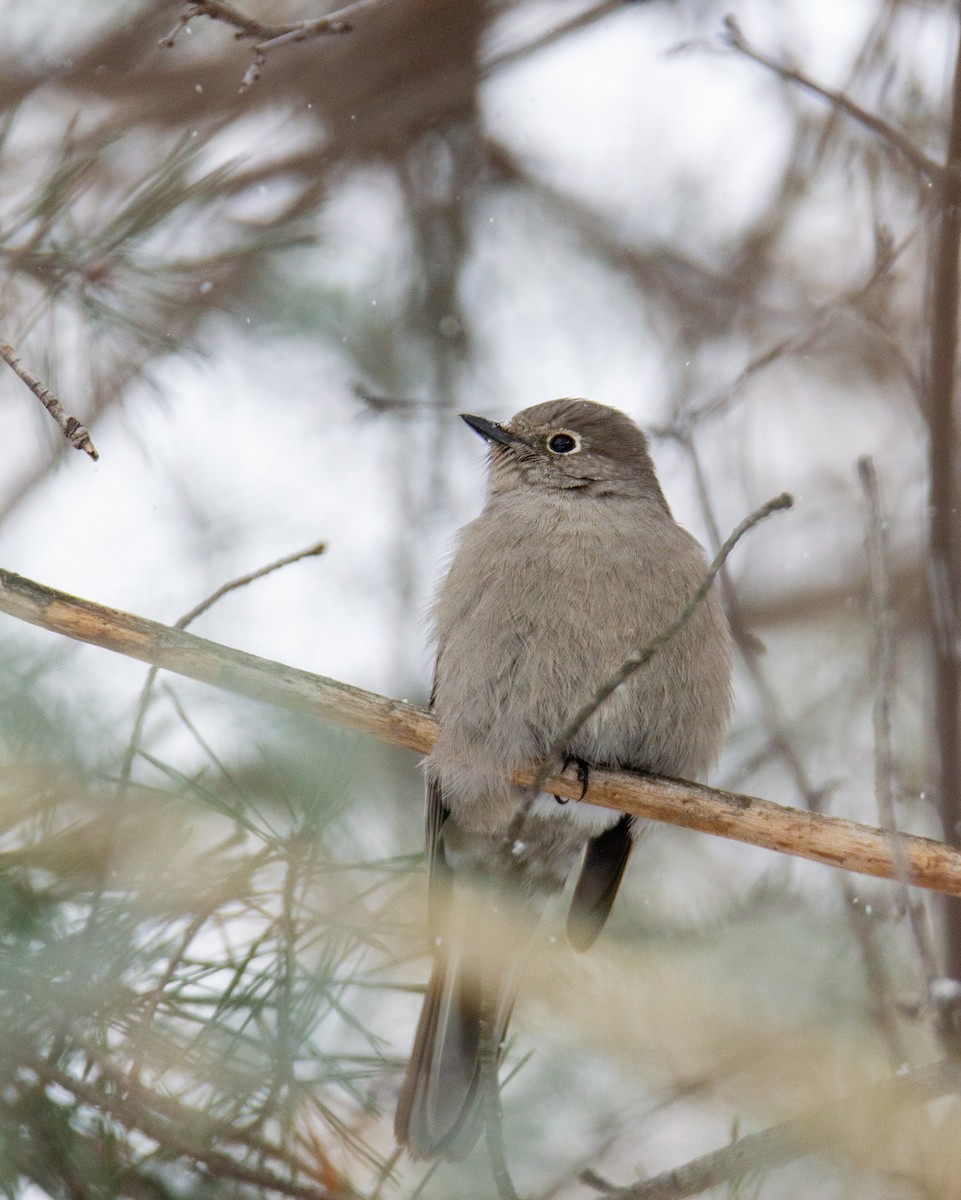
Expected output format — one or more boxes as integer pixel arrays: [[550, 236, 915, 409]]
[[428, 492, 731, 822]]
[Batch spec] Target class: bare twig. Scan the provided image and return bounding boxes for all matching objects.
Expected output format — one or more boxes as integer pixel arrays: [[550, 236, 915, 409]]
[[685, 442, 907, 1067], [656, 233, 916, 441], [95, 541, 327, 936], [481, 1016, 519, 1200], [721, 15, 943, 186], [533, 492, 793, 792], [161, 0, 366, 91], [118, 539, 327, 794], [474, 919, 518, 1195], [175, 541, 327, 630], [581, 1059, 961, 1199], [483, 1, 626, 77], [0, 342, 98, 460], [4, 568, 961, 895], [158, 6, 196, 48], [163, 0, 357, 42], [926, 9, 961, 985], [858, 457, 939, 991]]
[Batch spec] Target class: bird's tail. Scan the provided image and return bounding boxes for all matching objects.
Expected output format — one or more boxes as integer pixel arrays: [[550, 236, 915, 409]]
[[394, 916, 524, 1160]]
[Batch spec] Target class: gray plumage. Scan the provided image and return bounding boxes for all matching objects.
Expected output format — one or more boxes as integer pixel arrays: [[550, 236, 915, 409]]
[[395, 398, 732, 1160]]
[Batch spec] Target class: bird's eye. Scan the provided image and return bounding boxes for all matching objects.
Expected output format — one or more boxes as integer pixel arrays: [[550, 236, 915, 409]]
[[547, 431, 580, 455]]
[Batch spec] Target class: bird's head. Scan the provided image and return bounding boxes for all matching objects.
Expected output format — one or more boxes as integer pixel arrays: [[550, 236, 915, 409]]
[[461, 397, 667, 505]]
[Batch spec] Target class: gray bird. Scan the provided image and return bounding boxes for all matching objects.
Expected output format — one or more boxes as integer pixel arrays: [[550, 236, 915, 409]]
[[395, 398, 732, 1160]]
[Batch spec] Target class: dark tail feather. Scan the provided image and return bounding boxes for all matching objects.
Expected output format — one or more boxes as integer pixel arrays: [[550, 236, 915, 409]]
[[395, 940, 518, 1161], [567, 815, 634, 952]]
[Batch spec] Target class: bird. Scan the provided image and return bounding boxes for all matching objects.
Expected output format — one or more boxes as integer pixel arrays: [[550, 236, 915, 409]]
[[394, 397, 732, 1160]]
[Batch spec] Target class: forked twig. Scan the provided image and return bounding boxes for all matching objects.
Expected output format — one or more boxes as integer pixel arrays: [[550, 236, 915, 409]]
[[160, 0, 362, 91]]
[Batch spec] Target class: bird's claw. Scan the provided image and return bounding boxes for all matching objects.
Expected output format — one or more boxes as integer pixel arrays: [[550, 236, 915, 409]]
[[554, 755, 590, 805]]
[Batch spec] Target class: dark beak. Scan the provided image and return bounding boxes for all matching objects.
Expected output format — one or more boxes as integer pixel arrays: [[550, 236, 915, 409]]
[[460, 413, 523, 448]]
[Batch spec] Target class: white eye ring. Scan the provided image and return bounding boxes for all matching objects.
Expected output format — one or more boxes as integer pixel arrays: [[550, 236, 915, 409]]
[[546, 430, 581, 455]]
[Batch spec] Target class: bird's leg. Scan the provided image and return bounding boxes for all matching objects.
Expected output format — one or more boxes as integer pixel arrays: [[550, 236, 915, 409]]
[[554, 755, 590, 804]]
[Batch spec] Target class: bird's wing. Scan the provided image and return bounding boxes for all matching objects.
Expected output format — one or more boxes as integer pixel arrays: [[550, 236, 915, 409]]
[[424, 773, 453, 940], [424, 673, 452, 940], [566, 813, 635, 952]]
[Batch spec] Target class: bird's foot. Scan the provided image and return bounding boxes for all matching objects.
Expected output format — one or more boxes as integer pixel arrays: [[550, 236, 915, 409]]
[[554, 755, 590, 805]]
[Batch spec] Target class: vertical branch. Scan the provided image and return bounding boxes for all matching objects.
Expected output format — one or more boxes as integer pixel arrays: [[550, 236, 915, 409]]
[[859, 457, 939, 993], [391, 108, 483, 685], [927, 9, 961, 982]]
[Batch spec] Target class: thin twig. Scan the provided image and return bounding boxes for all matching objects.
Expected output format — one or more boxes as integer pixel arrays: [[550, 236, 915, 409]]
[[926, 5, 961, 985], [33, 1062, 344, 1200], [721, 15, 944, 186], [483, 1, 626, 78], [0, 342, 98, 460], [581, 1058, 961, 1200], [4, 567, 961, 895], [160, 0, 365, 91], [175, 541, 327, 630], [684, 441, 908, 1068], [367, 1146, 403, 1200], [481, 999, 520, 1200], [158, 6, 197, 47], [656, 233, 915, 441], [118, 538, 327, 802], [533, 492, 793, 793], [87, 541, 327, 934], [858, 457, 939, 992], [163, 0, 355, 42]]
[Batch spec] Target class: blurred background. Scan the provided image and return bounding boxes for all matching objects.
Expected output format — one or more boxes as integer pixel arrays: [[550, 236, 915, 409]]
[[0, 0, 958, 1196]]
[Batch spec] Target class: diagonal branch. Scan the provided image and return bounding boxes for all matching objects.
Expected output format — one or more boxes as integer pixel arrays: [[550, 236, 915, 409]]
[[160, 0, 368, 91], [582, 1058, 961, 1200], [721, 15, 944, 186], [483, 1, 627, 77], [0, 342, 98, 461], [3, 567, 961, 895]]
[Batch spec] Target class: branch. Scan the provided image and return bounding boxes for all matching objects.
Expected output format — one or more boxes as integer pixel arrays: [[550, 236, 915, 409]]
[[926, 8, 961, 983], [483, 1, 627, 77], [582, 1059, 961, 1199], [3, 570, 961, 896], [0, 342, 98, 461], [655, 232, 915, 440], [161, 0, 366, 91], [858, 457, 939, 990], [721, 15, 944, 186], [119, 538, 327, 799]]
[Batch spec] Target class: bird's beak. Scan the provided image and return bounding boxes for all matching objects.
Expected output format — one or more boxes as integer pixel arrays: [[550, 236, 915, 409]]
[[460, 413, 524, 447]]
